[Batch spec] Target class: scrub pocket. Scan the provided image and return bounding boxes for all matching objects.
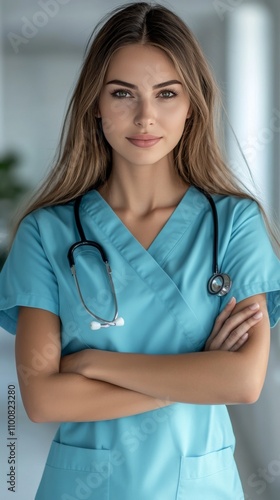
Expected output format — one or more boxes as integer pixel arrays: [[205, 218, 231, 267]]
[[176, 446, 244, 500], [35, 441, 110, 500]]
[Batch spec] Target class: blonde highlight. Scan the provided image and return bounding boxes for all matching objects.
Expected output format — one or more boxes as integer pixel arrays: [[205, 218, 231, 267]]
[[14, 2, 278, 247]]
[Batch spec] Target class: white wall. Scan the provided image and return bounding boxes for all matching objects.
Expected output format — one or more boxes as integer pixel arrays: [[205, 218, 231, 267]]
[[3, 52, 82, 187], [0, 1, 279, 499]]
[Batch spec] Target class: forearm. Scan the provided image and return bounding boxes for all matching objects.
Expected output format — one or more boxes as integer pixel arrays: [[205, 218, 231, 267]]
[[19, 371, 170, 423], [84, 350, 245, 404], [83, 338, 268, 405], [81, 298, 269, 405], [16, 308, 171, 424]]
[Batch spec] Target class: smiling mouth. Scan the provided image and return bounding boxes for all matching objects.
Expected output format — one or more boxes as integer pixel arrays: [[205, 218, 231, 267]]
[[126, 136, 162, 148]]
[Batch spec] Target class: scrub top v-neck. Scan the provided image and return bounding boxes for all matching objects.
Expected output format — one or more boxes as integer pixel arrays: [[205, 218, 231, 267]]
[[0, 186, 279, 500], [90, 185, 199, 260]]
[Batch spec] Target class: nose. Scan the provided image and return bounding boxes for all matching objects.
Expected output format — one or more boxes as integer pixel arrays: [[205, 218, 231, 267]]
[[133, 98, 156, 127]]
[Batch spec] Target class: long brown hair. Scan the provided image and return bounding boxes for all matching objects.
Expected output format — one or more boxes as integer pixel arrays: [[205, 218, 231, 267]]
[[15, 2, 277, 241]]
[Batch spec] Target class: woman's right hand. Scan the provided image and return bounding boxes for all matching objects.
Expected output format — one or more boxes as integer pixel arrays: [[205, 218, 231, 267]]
[[204, 297, 263, 352]]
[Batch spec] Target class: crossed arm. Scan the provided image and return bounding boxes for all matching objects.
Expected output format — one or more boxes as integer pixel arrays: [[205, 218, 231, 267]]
[[16, 294, 270, 423]]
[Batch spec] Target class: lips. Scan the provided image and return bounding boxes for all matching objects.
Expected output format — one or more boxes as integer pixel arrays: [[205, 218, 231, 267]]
[[126, 135, 162, 148]]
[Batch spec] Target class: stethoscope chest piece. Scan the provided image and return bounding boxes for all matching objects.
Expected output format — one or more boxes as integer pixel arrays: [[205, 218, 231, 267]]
[[208, 273, 232, 296]]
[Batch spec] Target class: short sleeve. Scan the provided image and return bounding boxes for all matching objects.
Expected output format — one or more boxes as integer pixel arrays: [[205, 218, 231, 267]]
[[219, 199, 280, 328], [0, 213, 59, 334]]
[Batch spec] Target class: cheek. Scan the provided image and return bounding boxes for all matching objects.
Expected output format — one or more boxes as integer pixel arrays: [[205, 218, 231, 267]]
[[104, 99, 137, 123], [166, 109, 189, 146], [163, 99, 189, 120], [166, 108, 188, 136], [100, 102, 131, 135], [176, 102, 190, 120], [101, 118, 116, 136]]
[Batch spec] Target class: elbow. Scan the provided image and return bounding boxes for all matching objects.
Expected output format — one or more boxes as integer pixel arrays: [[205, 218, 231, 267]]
[[18, 375, 59, 423], [238, 376, 264, 405], [240, 389, 261, 405], [27, 409, 49, 423], [26, 407, 56, 423], [20, 388, 54, 423], [25, 398, 57, 422], [28, 413, 42, 424], [23, 400, 49, 423]]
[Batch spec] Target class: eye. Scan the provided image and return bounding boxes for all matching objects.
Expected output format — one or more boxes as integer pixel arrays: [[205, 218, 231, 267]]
[[157, 90, 178, 99], [110, 89, 133, 99]]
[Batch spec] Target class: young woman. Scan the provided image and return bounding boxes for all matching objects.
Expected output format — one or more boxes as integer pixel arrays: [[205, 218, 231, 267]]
[[0, 2, 279, 499]]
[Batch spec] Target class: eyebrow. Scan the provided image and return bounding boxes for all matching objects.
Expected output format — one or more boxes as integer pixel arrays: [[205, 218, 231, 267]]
[[106, 79, 182, 89]]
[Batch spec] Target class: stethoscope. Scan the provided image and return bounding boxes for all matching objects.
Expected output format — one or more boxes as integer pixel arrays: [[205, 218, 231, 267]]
[[67, 188, 232, 330]]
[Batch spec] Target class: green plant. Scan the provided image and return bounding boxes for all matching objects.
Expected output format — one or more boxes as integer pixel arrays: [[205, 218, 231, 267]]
[[0, 153, 25, 198], [0, 153, 27, 269]]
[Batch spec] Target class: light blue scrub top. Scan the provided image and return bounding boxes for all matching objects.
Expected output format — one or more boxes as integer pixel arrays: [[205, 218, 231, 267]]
[[0, 186, 280, 500]]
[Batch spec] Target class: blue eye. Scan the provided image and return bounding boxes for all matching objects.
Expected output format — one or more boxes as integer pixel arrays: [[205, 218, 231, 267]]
[[158, 90, 177, 99], [111, 89, 132, 98]]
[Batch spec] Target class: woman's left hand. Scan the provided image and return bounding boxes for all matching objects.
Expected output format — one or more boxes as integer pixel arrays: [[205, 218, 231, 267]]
[[204, 297, 263, 352]]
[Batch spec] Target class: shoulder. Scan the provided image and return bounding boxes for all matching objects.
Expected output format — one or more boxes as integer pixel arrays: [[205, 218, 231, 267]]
[[212, 194, 262, 227], [28, 200, 75, 225], [11, 202, 77, 263], [206, 193, 270, 254], [18, 201, 75, 237], [194, 188, 260, 218], [213, 193, 259, 212]]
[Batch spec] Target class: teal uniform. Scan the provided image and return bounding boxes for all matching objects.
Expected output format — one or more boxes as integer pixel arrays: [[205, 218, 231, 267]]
[[0, 186, 279, 499]]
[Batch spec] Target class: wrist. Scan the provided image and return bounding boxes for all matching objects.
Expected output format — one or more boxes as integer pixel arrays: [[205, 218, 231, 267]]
[[91, 350, 120, 383], [60, 349, 96, 378], [79, 349, 98, 378]]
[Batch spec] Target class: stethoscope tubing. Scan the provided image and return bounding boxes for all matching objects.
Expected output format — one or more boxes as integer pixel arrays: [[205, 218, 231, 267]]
[[67, 196, 121, 327], [67, 187, 232, 330]]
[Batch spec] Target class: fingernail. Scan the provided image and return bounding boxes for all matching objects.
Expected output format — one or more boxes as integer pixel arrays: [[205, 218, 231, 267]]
[[228, 297, 235, 305], [249, 303, 259, 310], [253, 311, 263, 319]]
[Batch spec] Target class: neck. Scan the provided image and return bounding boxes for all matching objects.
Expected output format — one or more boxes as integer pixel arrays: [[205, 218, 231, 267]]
[[98, 156, 189, 216]]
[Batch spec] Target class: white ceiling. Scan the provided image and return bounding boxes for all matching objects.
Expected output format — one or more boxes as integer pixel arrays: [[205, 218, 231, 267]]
[[1, 0, 216, 52]]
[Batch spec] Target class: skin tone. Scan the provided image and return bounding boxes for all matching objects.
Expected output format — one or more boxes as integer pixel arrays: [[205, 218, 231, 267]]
[[16, 44, 270, 422], [97, 44, 192, 248]]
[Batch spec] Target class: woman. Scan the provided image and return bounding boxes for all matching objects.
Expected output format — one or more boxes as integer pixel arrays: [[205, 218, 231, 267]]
[[0, 2, 279, 499]]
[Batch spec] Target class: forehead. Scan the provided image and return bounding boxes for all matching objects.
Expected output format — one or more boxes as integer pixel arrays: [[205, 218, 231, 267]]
[[104, 44, 180, 85]]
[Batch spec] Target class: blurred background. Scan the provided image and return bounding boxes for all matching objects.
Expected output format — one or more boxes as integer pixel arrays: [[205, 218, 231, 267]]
[[0, 0, 280, 498]]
